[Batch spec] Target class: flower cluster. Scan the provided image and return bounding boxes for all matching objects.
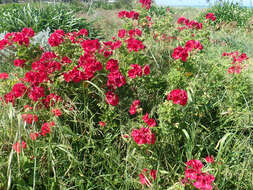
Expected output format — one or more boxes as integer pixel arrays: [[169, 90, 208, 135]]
[[30, 121, 55, 141], [125, 37, 145, 52], [48, 29, 65, 47], [118, 10, 139, 20], [139, 168, 157, 187], [3, 27, 34, 46], [172, 40, 203, 62], [183, 159, 215, 190], [222, 51, 248, 74], [131, 127, 155, 145], [139, 0, 152, 10], [13, 141, 27, 153], [22, 113, 38, 124], [4, 83, 28, 104], [106, 59, 126, 89], [128, 64, 150, 79], [129, 100, 140, 115], [177, 16, 203, 30], [105, 91, 119, 106], [167, 89, 188, 106], [206, 13, 216, 21], [0, 72, 9, 79], [142, 113, 156, 127]]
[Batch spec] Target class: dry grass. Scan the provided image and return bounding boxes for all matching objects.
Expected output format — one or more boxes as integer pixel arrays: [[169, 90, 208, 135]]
[[78, 8, 124, 40]]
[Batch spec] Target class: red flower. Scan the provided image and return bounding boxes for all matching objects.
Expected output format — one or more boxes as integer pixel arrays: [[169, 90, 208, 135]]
[[4, 92, 15, 104], [40, 122, 54, 136], [172, 46, 189, 62], [167, 89, 188, 106], [142, 113, 156, 127], [139, 0, 152, 10], [105, 91, 119, 106], [228, 65, 241, 74], [125, 38, 145, 52], [139, 173, 151, 186], [131, 127, 155, 145], [81, 39, 100, 53], [193, 172, 215, 190], [14, 59, 26, 67], [99, 121, 106, 127], [51, 108, 62, 117], [48, 29, 65, 47], [13, 141, 27, 153], [106, 59, 119, 73], [143, 64, 150, 75], [77, 28, 89, 36], [128, 64, 143, 79], [107, 70, 126, 89], [0, 72, 9, 79], [205, 156, 214, 164], [150, 169, 157, 180], [206, 13, 216, 21], [139, 168, 157, 187], [129, 99, 140, 115], [118, 29, 126, 38], [22, 113, 38, 124], [0, 39, 8, 50], [28, 86, 45, 102], [30, 132, 39, 141], [12, 83, 27, 98]]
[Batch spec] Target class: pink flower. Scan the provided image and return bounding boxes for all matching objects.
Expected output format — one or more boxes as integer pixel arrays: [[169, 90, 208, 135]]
[[22, 113, 38, 124], [30, 132, 39, 141], [186, 159, 203, 172], [48, 29, 65, 47], [205, 156, 214, 164], [193, 173, 215, 190], [12, 83, 27, 98], [40, 122, 54, 136], [131, 127, 155, 145], [105, 91, 119, 106], [139, 173, 151, 186], [0, 72, 9, 79], [172, 46, 189, 62], [118, 29, 126, 38], [228, 65, 242, 74], [150, 169, 157, 180], [14, 59, 26, 67], [99, 121, 106, 127], [206, 13, 216, 21], [167, 89, 188, 106], [77, 28, 89, 36], [139, 0, 152, 10], [13, 141, 27, 153], [51, 108, 62, 117], [129, 99, 140, 115], [139, 168, 157, 187], [143, 64, 150, 75]]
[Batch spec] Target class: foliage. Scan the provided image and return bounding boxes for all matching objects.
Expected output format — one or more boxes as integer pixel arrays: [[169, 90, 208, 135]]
[[0, 3, 101, 39], [198, 1, 253, 28]]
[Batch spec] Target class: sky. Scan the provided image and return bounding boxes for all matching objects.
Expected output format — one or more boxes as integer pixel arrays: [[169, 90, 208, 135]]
[[154, 0, 253, 7]]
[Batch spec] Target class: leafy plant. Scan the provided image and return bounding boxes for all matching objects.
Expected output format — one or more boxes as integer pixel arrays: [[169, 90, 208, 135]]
[[0, 3, 102, 39], [198, 1, 253, 28]]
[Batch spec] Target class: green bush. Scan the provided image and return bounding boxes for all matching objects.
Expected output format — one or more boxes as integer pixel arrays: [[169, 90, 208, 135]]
[[0, 3, 101, 39], [198, 1, 253, 28]]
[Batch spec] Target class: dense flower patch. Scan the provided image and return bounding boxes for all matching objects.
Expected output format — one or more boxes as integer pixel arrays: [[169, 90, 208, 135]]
[[0, 0, 250, 189]]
